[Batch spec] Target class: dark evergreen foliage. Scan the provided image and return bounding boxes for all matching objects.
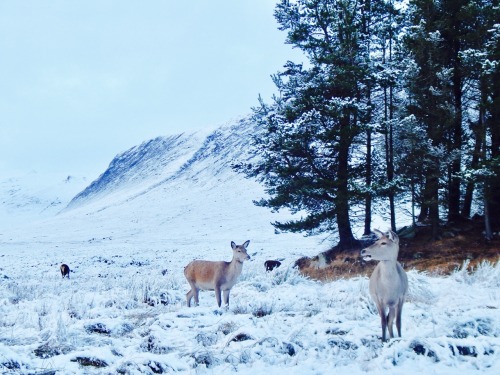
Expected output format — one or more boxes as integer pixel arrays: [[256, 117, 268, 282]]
[[236, 0, 500, 246]]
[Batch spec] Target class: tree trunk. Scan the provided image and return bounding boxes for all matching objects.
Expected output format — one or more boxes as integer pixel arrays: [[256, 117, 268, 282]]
[[461, 149, 480, 218], [487, 65, 500, 230], [419, 165, 440, 238], [447, 37, 463, 223], [364, 127, 372, 236], [362, 0, 372, 237], [383, 38, 396, 231], [388, 32, 396, 231], [462, 118, 483, 218], [388, 90, 396, 231], [336, 119, 357, 249], [484, 185, 493, 240], [418, 176, 431, 222], [429, 172, 440, 239]]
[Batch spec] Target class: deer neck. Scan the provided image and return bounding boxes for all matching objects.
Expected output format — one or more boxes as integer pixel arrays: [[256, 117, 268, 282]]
[[378, 259, 399, 276], [229, 257, 244, 276]]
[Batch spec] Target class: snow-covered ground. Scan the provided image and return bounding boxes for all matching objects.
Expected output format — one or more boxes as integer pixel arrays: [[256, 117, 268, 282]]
[[0, 120, 499, 374]]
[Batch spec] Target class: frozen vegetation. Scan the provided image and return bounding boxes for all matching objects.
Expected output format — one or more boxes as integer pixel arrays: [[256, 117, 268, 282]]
[[0, 119, 498, 374]]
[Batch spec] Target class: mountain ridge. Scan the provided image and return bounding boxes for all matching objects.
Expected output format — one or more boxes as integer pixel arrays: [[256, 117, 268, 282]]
[[0, 172, 88, 228], [65, 117, 259, 212]]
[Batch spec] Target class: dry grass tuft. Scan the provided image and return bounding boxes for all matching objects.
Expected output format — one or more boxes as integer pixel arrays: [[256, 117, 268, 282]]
[[297, 219, 500, 281]]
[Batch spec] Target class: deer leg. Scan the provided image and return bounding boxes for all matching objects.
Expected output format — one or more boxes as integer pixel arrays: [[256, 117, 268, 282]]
[[193, 288, 199, 306], [222, 289, 230, 306], [215, 286, 222, 307], [387, 306, 396, 339], [381, 314, 387, 342], [396, 301, 404, 337], [186, 289, 193, 307], [186, 281, 199, 307], [377, 303, 387, 342]]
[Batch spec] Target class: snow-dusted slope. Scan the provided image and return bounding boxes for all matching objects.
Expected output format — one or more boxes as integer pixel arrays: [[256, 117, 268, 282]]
[[66, 118, 259, 210], [0, 172, 88, 228], [66, 132, 207, 209]]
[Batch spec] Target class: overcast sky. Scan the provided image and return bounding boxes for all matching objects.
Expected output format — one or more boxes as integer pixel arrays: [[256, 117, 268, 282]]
[[0, 1, 303, 180]]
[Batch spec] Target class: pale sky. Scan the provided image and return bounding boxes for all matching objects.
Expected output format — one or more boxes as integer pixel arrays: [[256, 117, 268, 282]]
[[0, 1, 303, 180]]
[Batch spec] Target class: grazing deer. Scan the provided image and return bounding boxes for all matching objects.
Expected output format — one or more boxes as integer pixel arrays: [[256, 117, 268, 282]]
[[264, 260, 281, 272], [184, 240, 251, 307], [361, 230, 408, 342], [60, 264, 70, 279]]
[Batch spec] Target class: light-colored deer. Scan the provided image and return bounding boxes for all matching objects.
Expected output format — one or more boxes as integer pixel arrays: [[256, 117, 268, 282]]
[[361, 229, 408, 342], [184, 240, 251, 307]]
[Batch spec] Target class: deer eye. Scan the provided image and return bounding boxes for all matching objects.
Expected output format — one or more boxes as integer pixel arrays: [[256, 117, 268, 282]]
[[381, 242, 387, 245]]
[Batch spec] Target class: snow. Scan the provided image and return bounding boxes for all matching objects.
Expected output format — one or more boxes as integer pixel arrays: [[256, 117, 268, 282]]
[[0, 119, 499, 374], [0, 172, 88, 229]]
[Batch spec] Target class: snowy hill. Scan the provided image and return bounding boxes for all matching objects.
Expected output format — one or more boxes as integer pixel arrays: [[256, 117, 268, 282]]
[[65, 118, 260, 213], [0, 118, 498, 374], [0, 172, 88, 228], [65, 132, 206, 209]]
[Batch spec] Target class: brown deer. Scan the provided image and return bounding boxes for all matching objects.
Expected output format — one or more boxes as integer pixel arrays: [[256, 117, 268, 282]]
[[184, 240, 250, 307], [60, 264, 70, 279], [361, 230, 408, 342]]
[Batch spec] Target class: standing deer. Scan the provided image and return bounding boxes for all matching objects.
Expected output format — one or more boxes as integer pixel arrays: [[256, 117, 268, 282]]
[[361, 230, 408, 342], [184, 240, 251, 307], [60, 264, 70, 279]]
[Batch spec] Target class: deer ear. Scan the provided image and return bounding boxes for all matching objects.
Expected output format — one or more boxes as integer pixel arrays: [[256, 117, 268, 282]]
[[373, 229, 384, 239], [387, 230, 399, 243], [231, 241, 236, 249], [243, 240, 250, 248]]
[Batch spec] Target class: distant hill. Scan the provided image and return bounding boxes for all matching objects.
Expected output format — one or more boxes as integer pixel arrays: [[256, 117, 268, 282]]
[[66, 117, 259, 212], [0, 172, 88, 228]]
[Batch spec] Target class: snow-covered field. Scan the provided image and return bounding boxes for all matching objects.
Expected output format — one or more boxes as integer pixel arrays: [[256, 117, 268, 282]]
[[1, 120, 499, 374]]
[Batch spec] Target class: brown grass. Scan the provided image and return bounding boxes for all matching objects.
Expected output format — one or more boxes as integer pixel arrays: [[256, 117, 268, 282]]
[[297, 220, 500, 281]]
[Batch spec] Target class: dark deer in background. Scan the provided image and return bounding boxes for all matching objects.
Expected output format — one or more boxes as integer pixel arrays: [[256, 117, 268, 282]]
[[184, 240, 251, 307], [60, 264, 70, 279], [264, 260, 281, 272], [361, 230, 408, 342]]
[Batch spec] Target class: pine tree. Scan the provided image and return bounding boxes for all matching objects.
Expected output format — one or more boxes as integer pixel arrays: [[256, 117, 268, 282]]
[[404, 0, 500, 236], [238, 0, 376, 249], [368, 0, 406, 231], [238, 0, 499, 246], [483, 6, 500, 232]]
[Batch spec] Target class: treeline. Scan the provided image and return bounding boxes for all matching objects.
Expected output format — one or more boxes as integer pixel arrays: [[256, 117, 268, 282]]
[[235, 0, 500, 248]]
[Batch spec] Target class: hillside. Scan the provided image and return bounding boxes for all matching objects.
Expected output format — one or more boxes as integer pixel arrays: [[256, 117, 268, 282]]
[[0, 172, 88, 228]]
